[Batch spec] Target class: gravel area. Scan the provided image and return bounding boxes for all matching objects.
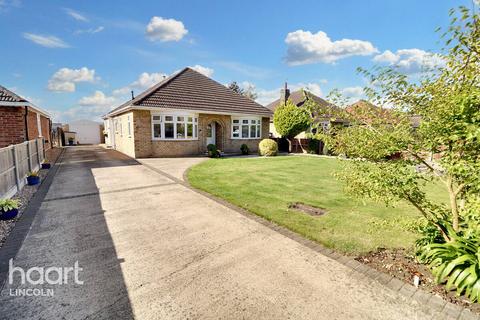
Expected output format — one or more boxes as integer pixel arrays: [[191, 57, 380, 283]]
[[0, 147, 63, 248], [357, 248, 480, 315]]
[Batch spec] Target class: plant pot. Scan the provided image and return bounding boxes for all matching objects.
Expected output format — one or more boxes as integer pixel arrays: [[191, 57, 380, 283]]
[[0, 208, 18, 220], [68, 141, 74, 146], [41, 163, 51, 169], [27, 176, 40, 185]]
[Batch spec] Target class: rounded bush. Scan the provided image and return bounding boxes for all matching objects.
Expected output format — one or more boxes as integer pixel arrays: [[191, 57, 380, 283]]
[[259, 139, 278, 156]]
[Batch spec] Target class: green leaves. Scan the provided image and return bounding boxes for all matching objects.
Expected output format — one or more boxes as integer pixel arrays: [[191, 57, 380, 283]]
[[273, 99, 311, 139], [420, 232, 480, 302], [0, 199, 19, 212]]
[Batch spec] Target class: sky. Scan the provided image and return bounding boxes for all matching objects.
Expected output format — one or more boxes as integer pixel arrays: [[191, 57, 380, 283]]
[[0, 0, 476, 123]]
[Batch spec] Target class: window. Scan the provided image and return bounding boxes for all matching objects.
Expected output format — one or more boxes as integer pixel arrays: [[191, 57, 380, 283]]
[[127, 115, 132, 137], [152, 115, 162, 139], [231, 117, 261, 139], [151, 114, 198, 140]]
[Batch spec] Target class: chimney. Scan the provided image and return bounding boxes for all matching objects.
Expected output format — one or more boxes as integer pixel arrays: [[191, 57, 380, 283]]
[[280, 82, 290, 105], [131, 91, 135, 100]]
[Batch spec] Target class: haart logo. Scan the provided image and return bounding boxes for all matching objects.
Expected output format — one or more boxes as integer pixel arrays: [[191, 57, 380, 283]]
[[7, 259, 84, 297]]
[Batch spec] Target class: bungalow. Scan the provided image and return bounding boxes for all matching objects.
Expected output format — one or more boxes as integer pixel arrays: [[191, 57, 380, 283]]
[[0, 85, 52, 149], [265, 84, 344, 152], [265, 83, 340, 139], [103, 67, 272, 158]]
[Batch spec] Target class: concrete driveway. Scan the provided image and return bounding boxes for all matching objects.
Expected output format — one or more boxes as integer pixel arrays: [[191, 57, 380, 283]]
[[0, 146, 439, 319]]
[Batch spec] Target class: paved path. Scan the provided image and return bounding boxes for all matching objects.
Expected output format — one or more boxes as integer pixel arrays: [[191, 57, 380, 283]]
[[0, 146, 441, 319]]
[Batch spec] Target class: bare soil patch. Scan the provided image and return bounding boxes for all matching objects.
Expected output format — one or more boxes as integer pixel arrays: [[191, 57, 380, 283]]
[[357, 248, 480, 314], [0, 147, 62, 248], [289, 202, 327, 216]]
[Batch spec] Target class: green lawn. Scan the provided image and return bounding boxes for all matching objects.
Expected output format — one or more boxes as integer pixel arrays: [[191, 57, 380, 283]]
[[187, 156, 448, 255]]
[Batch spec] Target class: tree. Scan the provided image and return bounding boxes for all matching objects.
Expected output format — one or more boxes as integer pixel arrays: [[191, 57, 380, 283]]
[[227, 81, 258, 100], [243, 83, 258, 100], [315, 6, 480, 242], [228, 81, 244, 95], [273, 99, 311, 152]]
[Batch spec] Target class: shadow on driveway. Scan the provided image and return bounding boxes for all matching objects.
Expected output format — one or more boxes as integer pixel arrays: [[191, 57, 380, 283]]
[[0, 146, 137, 319]]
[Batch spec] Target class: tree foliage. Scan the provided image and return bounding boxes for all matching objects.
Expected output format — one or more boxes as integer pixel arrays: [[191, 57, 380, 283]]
[[312, 6, 480, 243], [227, 81, 258, 100], [273, 99, 311, 139]]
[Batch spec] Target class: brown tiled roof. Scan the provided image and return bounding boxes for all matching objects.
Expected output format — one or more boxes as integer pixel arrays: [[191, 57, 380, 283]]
[[107, 67, 272, 117], [265, 89, 333, 111], [0, 85, 28, 103]]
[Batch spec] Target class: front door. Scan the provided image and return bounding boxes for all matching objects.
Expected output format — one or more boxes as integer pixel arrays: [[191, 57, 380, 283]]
[[206, 123, 216, 146]]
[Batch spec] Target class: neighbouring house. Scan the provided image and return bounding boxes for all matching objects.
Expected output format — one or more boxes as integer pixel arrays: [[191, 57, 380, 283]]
[[0, 85, 52, 149], [103, 67, 272, 158], [265, 83, 344, 152], [67, 119, 102, 145]]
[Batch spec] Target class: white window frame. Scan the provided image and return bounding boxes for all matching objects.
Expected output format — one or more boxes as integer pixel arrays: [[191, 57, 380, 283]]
[[231, 117, 261, 139], [36, 113, 42, 137], [151, 113, 198, 141]]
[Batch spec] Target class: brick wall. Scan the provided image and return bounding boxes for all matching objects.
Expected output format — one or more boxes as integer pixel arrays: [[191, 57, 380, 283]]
[[40, 115, 51, 149], [26, 108, 39, 141], [130, 110, 270, 158], [0, 106, 26, 147]]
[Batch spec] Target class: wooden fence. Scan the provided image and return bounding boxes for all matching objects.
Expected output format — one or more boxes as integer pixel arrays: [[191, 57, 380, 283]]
[[0, 138, 45, 199]]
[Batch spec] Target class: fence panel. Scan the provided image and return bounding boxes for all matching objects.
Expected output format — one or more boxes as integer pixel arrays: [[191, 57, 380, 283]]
[[0, 146, 16, 198], [0, 138, 46, 199], [16, 143, 29, 179]]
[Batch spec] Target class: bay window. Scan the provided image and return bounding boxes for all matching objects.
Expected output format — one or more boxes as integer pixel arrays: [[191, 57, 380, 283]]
[[152, 114, 198, 140], [232, 117, 261, 139]]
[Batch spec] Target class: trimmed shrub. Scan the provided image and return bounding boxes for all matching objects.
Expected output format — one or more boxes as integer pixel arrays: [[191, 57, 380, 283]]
[[207, 144, 220, 158], [307, 139, 320, 154], [240, 144, 249, 155], [259, 139, 278, 156]]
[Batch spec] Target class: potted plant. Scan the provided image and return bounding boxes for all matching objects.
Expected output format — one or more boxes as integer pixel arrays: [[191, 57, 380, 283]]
[[0, 199, 19, 220], [41, 158, 51, 169], [68, 137, 74, 146], [27, 171, 40, 185]]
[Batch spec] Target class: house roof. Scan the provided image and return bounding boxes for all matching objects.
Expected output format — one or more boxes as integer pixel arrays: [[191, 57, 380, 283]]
[[0, 85, 51, 118], [106, 67, 272, 118], [0, 85, 28, 103], [265, 89, 333, 111]]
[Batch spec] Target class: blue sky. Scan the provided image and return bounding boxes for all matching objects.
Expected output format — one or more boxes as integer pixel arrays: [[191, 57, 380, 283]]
[[0, 0, 474, 122]]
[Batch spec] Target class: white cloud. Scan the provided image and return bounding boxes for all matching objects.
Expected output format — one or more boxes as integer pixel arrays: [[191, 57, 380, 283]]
[[373, 49, 445, 74], [51, 91, 118, 122], [47, 67, 97, 92], [113, 72, 168, 96], [190, 65, 214, 77], [78, 91, 116, 107], [341, 86, 365, 103], [23, 33, 70, 48], [285, 30, 378, 65], [64, 8, 88, 22], [52, 105, 108, 122], [145, 16, 188, 42], [74, 26, 104, 35]]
